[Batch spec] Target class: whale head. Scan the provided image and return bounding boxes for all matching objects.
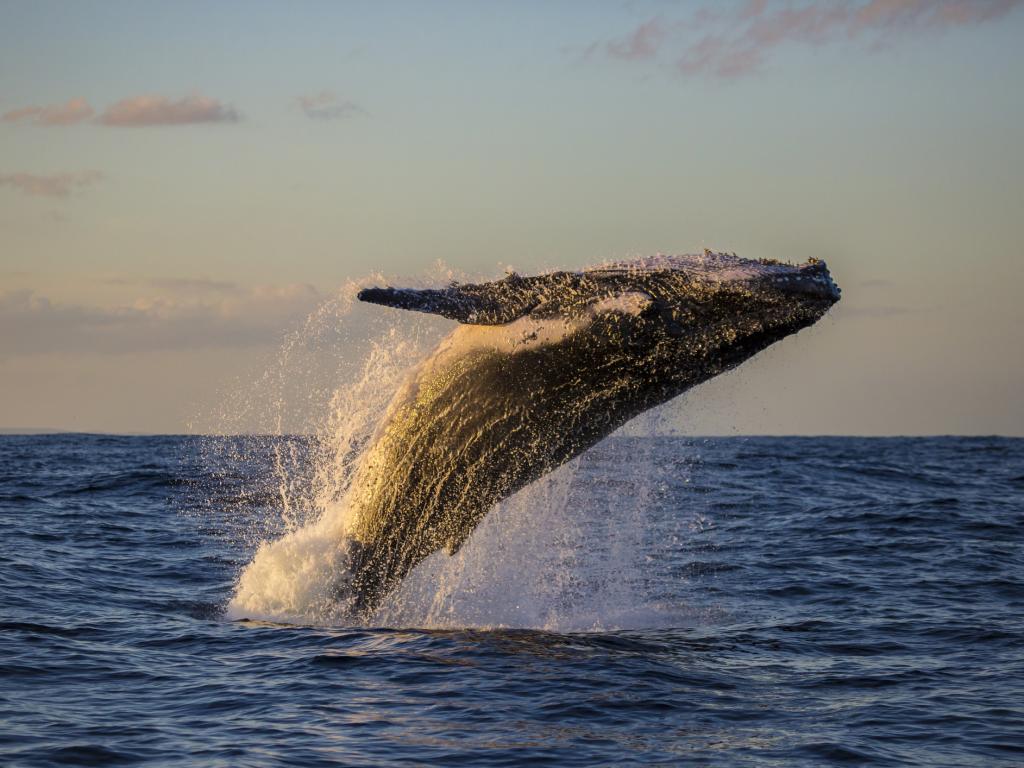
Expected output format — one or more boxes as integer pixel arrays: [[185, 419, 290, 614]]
[[589, 251, 839, 336], [564, 250, 841, 396]]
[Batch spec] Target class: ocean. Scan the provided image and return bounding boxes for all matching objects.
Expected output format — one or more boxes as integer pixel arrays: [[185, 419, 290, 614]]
[[1, 434, 1021, 766]]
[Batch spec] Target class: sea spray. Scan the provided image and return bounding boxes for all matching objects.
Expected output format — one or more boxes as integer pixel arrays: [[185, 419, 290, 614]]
[[208, 271, 699, 629], [222, 282, 444, 623]]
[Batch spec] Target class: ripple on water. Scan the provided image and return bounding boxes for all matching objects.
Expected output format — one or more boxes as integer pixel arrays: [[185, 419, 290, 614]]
[[0, 435, 1022, 766]]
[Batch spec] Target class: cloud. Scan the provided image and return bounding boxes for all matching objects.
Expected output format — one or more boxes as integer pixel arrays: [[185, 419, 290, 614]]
[[149, 277, 244, 294], [602, 17, 672, 61], [2, 97, 94, 125], [3, 93, 241, 127], [98, 93, 240, 126], [594, 0, 1024, 79], [0, 171, 103, 198], [0, 284, 323, 359], [103, 277, 244, 294], [297, 91, 363, 120]]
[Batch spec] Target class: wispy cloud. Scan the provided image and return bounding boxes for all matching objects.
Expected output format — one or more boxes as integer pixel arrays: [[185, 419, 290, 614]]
[[297, 90, 363, 120], [149, 277, 244, 294], [98, 93, 240, 126], [601, 17, 673, 61], [0, 171, 104, 198], [3, 93, 241, 127], [593, 0, 1024, 79], [2, 97, 94, 126], [0, 284, 323, 359], [103, 277, 244, 294]]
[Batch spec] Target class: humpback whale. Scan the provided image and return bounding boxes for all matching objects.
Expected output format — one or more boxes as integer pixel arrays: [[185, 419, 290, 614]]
[[343, 251, 840, 617]]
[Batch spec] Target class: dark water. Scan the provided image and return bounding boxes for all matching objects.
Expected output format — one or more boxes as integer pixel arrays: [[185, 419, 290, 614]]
[[1, 434, 1022, 766]]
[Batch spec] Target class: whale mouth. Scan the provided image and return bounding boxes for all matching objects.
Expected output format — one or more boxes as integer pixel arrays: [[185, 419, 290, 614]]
[[773, 260, 842, 303]]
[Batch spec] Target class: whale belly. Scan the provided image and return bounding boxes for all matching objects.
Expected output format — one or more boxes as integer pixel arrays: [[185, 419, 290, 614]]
[[344, 320, 644, 614]]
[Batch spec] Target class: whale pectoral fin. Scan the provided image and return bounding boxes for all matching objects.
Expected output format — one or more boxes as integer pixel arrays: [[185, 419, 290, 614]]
[[357, 272, 580, 325]]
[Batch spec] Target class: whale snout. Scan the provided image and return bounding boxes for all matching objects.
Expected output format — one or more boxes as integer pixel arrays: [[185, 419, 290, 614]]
[[775, 260, 841, 304]]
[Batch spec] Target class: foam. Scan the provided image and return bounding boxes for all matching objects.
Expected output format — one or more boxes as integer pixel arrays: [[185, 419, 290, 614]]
[[222, 273, 695, 629]]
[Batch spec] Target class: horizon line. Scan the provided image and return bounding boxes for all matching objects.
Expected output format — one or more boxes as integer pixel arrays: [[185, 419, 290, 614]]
[[1, 429, 1021, 440]]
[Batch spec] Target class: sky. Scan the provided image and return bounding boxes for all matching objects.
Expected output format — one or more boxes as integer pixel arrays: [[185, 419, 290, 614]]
[[1, 0, 1022, 435]]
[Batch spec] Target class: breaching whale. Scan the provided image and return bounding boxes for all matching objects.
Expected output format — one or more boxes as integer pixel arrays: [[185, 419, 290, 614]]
[[343, 251, 840, 617]]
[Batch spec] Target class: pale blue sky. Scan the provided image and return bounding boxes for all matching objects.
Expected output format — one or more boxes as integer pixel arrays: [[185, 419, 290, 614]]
[[1, 1, 1022, 433]]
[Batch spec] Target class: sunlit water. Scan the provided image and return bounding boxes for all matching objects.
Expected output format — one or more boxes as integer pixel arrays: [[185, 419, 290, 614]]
[[2, 434, 1022, 766]]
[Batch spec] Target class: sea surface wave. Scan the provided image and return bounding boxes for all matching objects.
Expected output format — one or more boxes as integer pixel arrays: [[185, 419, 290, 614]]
[[1, 435, 1022, 766]]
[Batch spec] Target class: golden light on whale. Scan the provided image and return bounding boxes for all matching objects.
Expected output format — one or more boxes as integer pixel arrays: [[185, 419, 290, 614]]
[[337, 251, 841, 617]]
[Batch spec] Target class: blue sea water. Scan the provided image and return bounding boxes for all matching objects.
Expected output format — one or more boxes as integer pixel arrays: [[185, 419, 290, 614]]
[[1, 434, 1022, 766]]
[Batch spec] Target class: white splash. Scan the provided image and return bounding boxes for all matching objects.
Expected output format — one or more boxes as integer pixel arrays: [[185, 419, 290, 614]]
[[219, 269, 702, 630], [225, 301, 436, 623]]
